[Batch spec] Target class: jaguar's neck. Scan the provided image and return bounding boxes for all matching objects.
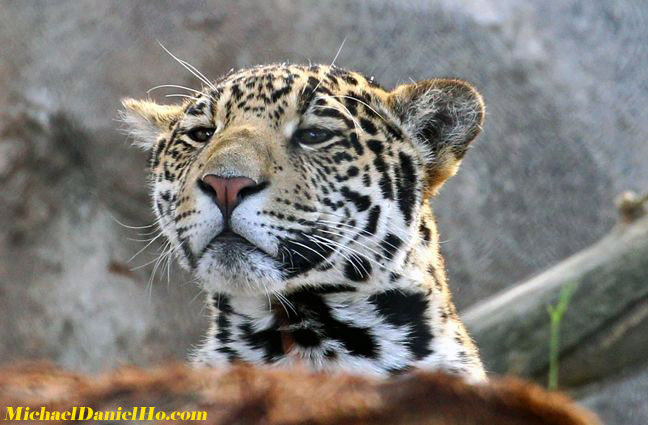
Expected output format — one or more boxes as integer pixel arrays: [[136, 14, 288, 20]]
[[209, 284, 432, 366], [194, 277, 484, 380]]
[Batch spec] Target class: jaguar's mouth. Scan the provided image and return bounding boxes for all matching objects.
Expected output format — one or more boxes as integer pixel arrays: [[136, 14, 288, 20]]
[[207, 229, 259, 250], [212, 229, 251, 244], [203, 228, 274, 260]]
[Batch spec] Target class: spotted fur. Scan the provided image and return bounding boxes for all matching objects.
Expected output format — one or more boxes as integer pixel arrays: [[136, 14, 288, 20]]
[[122, 64, 486, 381]]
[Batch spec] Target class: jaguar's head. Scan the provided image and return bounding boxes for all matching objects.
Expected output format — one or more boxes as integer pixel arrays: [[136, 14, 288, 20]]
[[122, 64, 484, 296]]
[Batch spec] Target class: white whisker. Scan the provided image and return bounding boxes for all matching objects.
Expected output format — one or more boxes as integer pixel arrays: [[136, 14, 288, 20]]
[[147, 84, 206, 97], [157, 41, 216, 91], [327, 95, 387, 122], [110, 215, 157, 230], [311, 37, 347, 95], [165, 94, 200, 101], [127, 231, 164, 263], [304, 234, 363, 276], [312, 102, 361, 134], [288, 240, 341, 274], [308, 233, 387, 275]]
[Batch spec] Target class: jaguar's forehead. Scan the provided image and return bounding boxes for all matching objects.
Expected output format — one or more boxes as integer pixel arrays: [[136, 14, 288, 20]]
[[182, 64, 387, 123], [218, 63, 384, 92]]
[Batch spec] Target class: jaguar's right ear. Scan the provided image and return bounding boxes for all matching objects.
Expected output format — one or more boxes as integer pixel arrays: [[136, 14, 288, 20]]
[[386, 79, 484, 196], [120, 98, 184, 150]]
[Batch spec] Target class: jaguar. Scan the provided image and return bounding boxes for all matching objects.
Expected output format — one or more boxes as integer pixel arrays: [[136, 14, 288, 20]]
[[122, 62, 486, 381]]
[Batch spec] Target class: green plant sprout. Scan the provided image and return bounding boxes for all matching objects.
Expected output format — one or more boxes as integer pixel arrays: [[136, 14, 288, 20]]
[[546, 283, 576, 391]]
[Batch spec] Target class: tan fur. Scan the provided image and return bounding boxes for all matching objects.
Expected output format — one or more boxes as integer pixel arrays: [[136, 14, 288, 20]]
[[121, 98, 185, 130], [199, 124, 275, 183], [0, 362, 600, 425]]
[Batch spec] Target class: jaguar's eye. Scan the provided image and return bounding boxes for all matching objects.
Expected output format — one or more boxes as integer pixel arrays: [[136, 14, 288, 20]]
[[293, 127, 334, 145], [187, 127, 215, 143]]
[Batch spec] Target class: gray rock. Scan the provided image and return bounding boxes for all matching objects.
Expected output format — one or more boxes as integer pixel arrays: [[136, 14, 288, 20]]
[[579, 364, 648, 425], [0, 104, 206, 372]]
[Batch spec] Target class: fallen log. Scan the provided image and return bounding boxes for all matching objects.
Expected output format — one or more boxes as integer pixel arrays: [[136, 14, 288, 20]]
[[464, 198, 648, 388], [0, 362, 599, 425]]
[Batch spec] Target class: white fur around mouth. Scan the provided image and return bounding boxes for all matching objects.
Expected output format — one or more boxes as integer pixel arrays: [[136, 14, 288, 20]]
[[195, 243, 285, 295]]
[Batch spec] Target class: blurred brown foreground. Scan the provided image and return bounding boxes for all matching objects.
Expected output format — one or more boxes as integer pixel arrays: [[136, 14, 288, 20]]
[[0, 362, 600, 425]]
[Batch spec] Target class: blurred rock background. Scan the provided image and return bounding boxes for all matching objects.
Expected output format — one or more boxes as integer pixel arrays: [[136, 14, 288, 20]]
[[0, 1, 646, 423]]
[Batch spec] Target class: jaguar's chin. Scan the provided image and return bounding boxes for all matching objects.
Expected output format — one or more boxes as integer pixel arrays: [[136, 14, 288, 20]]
[[194, 240, 285, 295]]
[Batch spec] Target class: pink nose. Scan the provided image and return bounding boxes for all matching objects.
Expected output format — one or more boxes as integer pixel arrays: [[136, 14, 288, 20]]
[[200, 175, 258, 219]]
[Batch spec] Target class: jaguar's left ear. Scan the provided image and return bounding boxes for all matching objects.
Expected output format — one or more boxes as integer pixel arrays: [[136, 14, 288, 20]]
[[387, 79, 484, 196]]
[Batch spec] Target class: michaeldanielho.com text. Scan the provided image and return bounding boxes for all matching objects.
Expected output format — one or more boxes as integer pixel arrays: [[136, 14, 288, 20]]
[[5, 406, 207, 421]]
